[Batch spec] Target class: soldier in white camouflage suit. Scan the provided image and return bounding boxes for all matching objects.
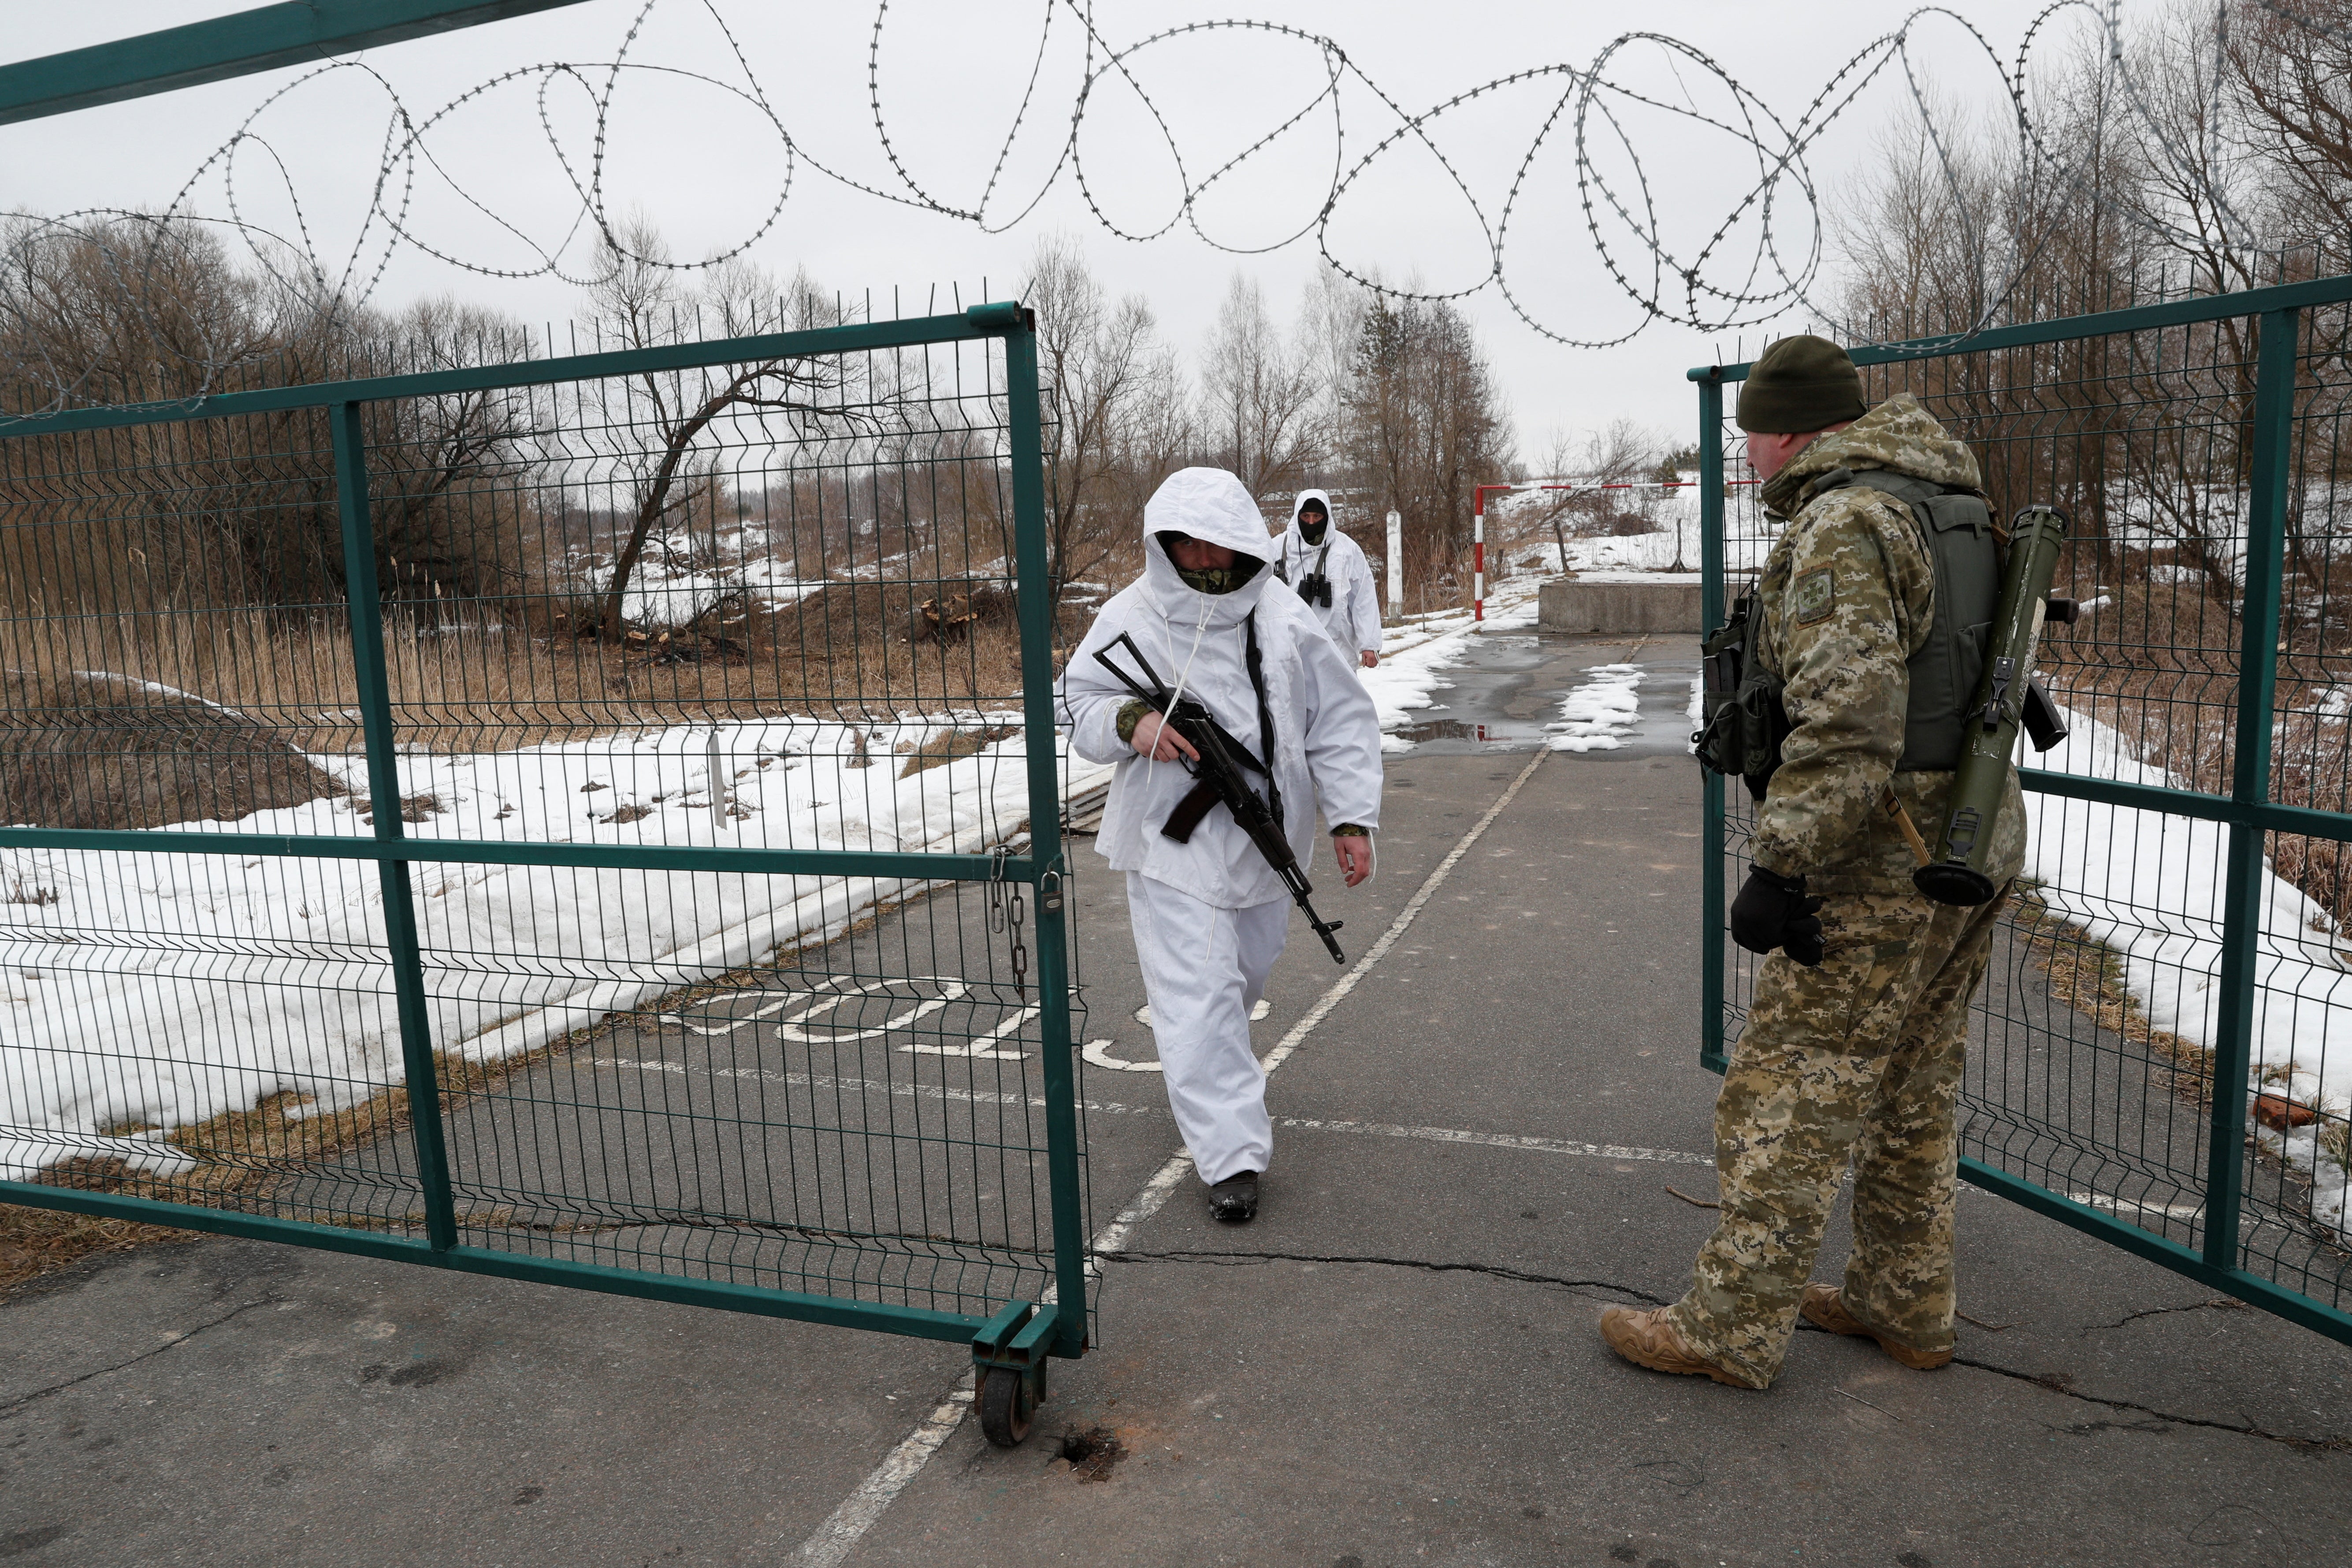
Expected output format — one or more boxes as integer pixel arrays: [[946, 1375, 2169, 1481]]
[[1601, 335, 2026, 1390]]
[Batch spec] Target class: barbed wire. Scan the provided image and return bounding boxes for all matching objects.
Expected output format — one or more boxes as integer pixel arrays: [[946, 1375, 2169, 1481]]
[[0, 0, 2336, 402]]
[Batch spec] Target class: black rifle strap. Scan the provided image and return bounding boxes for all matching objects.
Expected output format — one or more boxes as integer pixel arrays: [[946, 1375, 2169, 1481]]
[[1244, 609, 1284, 829], [1289, 531, 1333, 580]]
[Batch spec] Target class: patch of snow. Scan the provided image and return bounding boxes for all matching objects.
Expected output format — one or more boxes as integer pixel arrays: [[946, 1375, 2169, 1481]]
[[1359, 576, 1542, 752], [73, 671, 253, 720], [0, 718, 1115, 1179], [1546, 664, 1646, 752], [2307, 687, 2352, 723], [2030, 705, 2352, 1243]]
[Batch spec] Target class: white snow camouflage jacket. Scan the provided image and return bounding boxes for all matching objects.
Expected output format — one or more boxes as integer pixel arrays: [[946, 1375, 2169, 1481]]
[[1278, 488, 1384, 657], [1058, 467, 1385, 910]]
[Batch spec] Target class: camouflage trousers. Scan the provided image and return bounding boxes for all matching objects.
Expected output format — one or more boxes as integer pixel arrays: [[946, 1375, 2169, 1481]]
[[1665, 881, 2011, 1387]]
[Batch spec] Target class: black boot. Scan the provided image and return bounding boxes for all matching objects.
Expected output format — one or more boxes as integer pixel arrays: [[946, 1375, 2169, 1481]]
[[1207, 1170, 1259, 1223]]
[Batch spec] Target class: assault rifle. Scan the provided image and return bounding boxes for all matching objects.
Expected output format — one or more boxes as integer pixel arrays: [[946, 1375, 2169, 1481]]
[[1092, 632, 1348, 963]]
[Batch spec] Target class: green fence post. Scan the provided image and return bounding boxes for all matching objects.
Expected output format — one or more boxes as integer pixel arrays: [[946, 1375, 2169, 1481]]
[[1697, 372, 1729, 1074], [997, 308, 1089, 1355], [2205, 306, 2299, 1271], [331, 400, 459, 1253]]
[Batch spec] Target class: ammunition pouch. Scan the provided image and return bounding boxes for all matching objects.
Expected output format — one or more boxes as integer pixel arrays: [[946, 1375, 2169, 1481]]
[[1694, 591, 1790, 801]]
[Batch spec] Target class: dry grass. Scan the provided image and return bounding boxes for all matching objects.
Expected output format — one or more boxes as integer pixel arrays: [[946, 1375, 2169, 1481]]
[[0, 1204, 197, 1294], [2010, 888, 2216, 1102], [0, 580, 1037, 777], [897, 724, 1019, 778]]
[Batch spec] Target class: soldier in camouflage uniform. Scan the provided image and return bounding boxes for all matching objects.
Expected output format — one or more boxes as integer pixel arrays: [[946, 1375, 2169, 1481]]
[[1600, 335, 2027, 1390]]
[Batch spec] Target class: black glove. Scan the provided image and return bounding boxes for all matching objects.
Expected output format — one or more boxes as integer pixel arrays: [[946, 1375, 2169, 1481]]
[[1730, 866, 1826, 966]]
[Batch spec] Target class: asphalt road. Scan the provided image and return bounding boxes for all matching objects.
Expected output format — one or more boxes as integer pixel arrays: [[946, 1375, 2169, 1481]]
[[6, 631, 2352, 1568]]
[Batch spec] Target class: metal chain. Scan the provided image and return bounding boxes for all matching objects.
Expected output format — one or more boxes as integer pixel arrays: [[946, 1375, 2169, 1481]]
[[985, 846, 1029, 1004]]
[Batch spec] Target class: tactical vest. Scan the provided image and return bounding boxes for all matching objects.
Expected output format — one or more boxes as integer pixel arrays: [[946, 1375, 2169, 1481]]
[[1696, 467, 1999, 793]]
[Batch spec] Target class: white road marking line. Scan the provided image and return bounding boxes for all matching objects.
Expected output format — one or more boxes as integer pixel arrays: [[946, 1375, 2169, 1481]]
[[1273, 1116, 1711, 1166], [1082, 1038, 1163, 1073], [678, 992, 808, 1034], [777, 747, 1551, 1566], [785, 1389, 974, 1568], [589, 1055, 1710, 1166], [585, 1055, 1169, 1121], [899, 1004, 1035, 1059]]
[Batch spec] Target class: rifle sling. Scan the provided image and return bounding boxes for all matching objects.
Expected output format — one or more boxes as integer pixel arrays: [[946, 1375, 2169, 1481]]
[[1157, 608, 1282, 842]]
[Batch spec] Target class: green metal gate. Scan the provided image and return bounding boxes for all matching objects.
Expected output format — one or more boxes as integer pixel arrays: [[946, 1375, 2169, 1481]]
[[1698, 272, 2352, 1346], [0, 303, 1088, 1437]]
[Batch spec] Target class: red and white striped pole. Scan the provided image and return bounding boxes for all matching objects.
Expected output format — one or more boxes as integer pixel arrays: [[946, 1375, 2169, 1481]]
[[1471, 483, 1516, 622]]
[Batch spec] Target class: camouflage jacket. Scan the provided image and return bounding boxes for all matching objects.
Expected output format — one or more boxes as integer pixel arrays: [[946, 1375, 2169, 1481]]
[[1749, 394, 2026, 890]]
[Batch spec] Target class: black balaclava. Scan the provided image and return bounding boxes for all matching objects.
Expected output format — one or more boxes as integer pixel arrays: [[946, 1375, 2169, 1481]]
[[1297, 503, 1329, 546]]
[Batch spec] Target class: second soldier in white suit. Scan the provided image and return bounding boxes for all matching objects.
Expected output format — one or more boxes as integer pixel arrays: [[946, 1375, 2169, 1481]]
[[1059, 468, 1385, 1222], [1279, 488, 1384, 668]]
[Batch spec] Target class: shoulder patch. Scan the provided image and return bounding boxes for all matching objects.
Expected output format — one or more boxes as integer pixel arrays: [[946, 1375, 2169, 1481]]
[[1792, 566, 1835, 625]]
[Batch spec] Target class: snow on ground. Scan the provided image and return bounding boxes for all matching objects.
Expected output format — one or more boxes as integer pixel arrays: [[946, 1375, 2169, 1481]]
[[0, 561, 1583, 1179], [0, 716, 1113, 1180], [2030, 706, 2352, 1241], [1517, 532, 1698, 578], [4, 566, 1557, 1172], [1358, 576, 1542, 753], [1546, 665, 1646, 752], [1497, 481, 1773, 581]]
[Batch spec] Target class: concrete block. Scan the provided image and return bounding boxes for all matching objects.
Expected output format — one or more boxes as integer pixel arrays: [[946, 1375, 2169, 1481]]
[[1538, 579, 1703, 634]]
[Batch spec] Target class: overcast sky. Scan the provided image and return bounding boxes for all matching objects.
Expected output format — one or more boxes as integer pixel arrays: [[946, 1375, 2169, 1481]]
[[4, 1, 2106, 464]]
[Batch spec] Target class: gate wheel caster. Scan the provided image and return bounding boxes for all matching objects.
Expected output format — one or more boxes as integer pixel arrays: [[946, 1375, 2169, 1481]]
[[978, 1363, 1041, 1448]]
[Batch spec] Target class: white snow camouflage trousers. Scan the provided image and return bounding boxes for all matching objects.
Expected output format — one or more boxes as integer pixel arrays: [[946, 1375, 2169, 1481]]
[[1126, 872, 1289, 1184]]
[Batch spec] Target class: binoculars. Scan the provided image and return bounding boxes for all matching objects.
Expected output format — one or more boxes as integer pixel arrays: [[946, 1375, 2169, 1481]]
[[1297, 572, 1332, 608]]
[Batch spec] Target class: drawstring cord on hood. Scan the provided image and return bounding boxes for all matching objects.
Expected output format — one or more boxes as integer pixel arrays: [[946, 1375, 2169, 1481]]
[[1161, 591, 1215, 739]]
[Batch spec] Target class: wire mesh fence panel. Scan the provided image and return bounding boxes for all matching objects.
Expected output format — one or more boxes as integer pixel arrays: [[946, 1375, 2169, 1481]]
[[1, 307, 1093, 1348], [1700, 274, 2352, 1342]]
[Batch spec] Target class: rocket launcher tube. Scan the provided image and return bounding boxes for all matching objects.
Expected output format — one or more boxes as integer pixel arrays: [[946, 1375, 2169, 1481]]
[[1914, 503, 2071, 907]]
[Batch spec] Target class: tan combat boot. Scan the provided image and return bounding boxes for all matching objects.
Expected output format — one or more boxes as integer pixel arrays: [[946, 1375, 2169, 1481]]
[[1598, 1306, 1765, 1390], [1799, 1284, 1954, 1370]]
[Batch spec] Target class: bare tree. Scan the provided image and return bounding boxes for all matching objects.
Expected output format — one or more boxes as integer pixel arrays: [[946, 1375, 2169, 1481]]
[[1341, 290, 1514, 599], [1022, 234, 1188, 606], [0, 216, 533, 623], [1199, 271, 1320, 498], [582, 220, 839, 640], [2229, 0, 2352, 259]]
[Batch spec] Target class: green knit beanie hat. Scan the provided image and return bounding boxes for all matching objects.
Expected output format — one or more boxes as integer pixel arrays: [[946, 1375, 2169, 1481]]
[[1735, 334, 1867, 434]]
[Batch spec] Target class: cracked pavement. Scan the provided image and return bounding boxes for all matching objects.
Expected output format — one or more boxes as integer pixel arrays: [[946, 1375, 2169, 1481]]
[[7, 632, 2352, 1567]]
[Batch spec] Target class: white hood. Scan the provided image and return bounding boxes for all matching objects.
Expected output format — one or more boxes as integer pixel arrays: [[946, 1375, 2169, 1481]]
[[1141, 466, 1278, 629], [1288, 488, 1334, 537]]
